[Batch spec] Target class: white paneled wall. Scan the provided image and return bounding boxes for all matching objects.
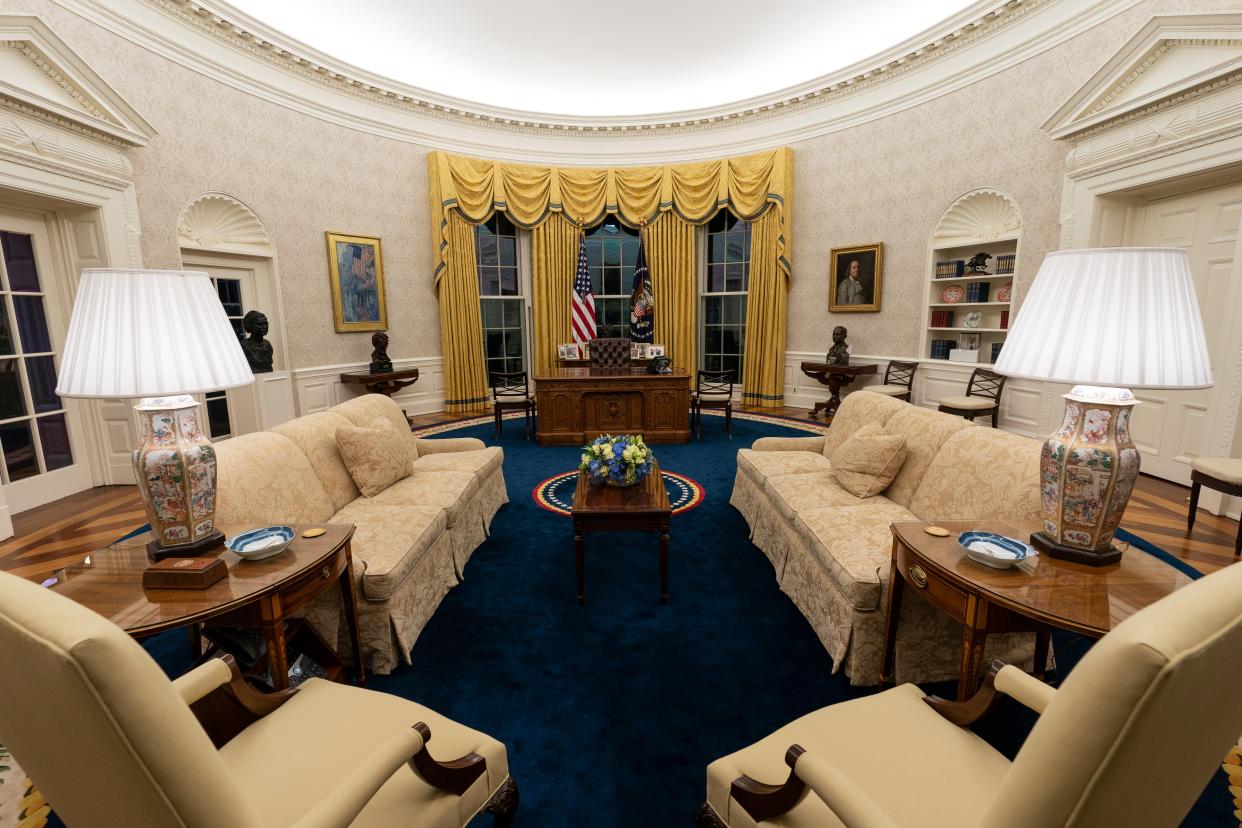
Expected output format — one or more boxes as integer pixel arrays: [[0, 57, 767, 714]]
[[294, 357, 446, 417]]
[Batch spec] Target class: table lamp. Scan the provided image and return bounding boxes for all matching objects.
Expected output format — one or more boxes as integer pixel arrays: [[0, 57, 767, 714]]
[[994, 248, 1212, 565], [56, 269, 254, 560]]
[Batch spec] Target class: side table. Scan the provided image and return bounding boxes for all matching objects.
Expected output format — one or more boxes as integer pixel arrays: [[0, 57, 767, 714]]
[[881, 520, 1193, 700], [340, 368, 420, 426], [800, 361, 877, 419], [42, 524, 365, 690]]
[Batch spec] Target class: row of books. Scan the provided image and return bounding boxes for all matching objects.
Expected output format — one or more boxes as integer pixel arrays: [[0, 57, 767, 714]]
[[1001, 310, 1010, 329], [935, 259, 965, 279], [966, 281, 990, 302], [991, 342, 1004, 363], [995, 254, 1016, 274], [930, 339, 956, 360], [929, 310, 955, 327]]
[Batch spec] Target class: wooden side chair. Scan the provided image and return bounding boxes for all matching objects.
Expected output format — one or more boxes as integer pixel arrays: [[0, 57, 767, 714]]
[[1188, 457, 1242, 556], [937, 367, 1006, 427], [0, 570, 520, 828], [489, 371, 535, 439], [862, 360, 918, 402], [697, 560, 1242, 828], [692, 370, 735, 438]]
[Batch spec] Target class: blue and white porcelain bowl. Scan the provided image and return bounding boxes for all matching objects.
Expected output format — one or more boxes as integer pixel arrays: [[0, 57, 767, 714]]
[[958, 531, 1037, 570], [226, 526, 295, 561]]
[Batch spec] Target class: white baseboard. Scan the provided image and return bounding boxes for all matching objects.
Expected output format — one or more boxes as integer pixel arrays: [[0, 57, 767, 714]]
[[293, 356, 445, 417]]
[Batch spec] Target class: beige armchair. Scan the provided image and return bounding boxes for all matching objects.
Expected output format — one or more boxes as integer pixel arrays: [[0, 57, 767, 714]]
[[0, 572, 518, 827], [698, 558, 1242, 827]]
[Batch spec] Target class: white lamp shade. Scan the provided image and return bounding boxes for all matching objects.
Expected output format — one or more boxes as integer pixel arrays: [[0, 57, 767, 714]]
[[56, 269, 255, 398], [993, 248, 1213, 389]]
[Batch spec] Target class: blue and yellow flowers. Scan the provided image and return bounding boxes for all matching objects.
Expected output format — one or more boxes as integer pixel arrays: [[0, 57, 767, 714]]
[[579, 434, 654, 487]]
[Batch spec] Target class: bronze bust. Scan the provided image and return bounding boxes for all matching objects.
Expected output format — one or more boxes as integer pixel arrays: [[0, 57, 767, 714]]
[[240, 310, 273, 373], [826, 325, 850, 366], [369, 331, 393, 374]]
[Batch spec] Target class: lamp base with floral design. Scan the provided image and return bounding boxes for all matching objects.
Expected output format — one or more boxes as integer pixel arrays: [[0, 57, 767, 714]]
[[1031, 385, 1140, 567], [132, 395, 225, 561]]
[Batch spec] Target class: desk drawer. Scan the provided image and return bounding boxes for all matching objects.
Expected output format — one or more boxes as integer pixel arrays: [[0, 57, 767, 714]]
[[279, 550, 348, 614], [895, 544, 967, 621]]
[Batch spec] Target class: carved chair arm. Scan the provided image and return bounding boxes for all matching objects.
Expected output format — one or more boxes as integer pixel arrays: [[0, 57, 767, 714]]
[[731, 745, 899, 827], [188, 654, 300, 746], [994, 664, 1057, 713], [924, 660, 1057, 727], [172, 657, 233, 705]]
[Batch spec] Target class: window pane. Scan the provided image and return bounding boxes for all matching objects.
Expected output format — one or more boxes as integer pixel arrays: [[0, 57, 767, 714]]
[[622, 239, 637, 268], [586, 241, 602, 269], [706, 264, 725, 293], [505, 357, 523, 374], [13, 295, 51, 353], [604, 240, 621, 267], [205, 395, 231, 438], [216, 278, 241, 309], [478, 269, 499, 296], [740, 297, 748, 323], [499, 238, 516, 268], [481, 300, 501, 328], [590, 268, 602, 294], [504, 330, 522, 358], [485, 330, 504, 360], [499, 267, 518, 296], [230, 319, 245, 340], [0, 359, 25, 419], [0, 420, 37, 481], [723, 326, 741, 353], [726, 233, 746, 264], [704, 298, 721, 325], [37, 413, 72, 471], [704, 326, 721, 354], [25, 356, 60, 413], [0, 301, 13, 355], [502, 299, 521, 328], [704, 354, 721, 372], [0, 232, 39, 292], [723, 354, 741, 379], [724, 296, 741, 324], [477, 235, 498, 268]]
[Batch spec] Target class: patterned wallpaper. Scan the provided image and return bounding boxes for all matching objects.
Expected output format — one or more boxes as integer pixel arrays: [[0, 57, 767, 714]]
[[17, 0, 1231, 371]]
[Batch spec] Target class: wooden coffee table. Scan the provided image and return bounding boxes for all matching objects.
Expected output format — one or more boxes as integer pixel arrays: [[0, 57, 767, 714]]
[[572, 460, 672, 604], [38, 524, 364, 690], [881, 520, 1194, 699]]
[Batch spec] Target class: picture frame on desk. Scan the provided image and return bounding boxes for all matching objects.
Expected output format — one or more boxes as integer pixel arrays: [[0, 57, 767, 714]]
[[648, 345, 665, 357], [558, 343, 581, 360]]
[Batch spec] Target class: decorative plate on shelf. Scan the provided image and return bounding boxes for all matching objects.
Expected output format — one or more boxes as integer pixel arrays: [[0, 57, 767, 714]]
[[940, 284, 964, 304], [963, 311, 983, 328], [996, 282, 1013, 303]]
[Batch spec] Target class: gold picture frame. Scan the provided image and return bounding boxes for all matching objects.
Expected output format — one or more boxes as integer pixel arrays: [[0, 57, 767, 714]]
[[828, 242, 883, 313], [325, 232, 388, 332]]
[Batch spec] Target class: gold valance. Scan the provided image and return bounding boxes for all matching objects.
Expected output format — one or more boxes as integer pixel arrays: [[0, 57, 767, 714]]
[[429, 147, 792, 283]]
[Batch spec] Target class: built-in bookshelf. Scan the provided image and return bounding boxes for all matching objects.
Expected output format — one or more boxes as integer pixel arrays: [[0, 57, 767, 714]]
[[924, 190, 1021, 366]]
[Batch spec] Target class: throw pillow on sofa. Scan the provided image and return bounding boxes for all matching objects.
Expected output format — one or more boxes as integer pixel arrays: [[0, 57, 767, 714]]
[[336, 419, 413, 497], [831, 422, 908, 498]]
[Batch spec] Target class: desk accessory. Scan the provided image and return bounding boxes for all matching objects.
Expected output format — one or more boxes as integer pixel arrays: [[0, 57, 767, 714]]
[[226, 526, 295, 561], [142, 556, 228, 590], [958, 531, 1036, 570]]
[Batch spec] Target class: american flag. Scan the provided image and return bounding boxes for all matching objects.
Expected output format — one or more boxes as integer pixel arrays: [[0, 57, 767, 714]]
[[571, 236, 597, 345]]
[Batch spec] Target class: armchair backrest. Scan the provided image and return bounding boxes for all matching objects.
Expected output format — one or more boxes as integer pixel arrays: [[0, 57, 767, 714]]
[[0, 571, 261, 828], [882, 360, 918, 388], [489, 370, 529, 398], [589, 337, 631, 369], [696, 369, 734, 397], [965, 367, 1005, 402], [982, 561, 1242, 827]]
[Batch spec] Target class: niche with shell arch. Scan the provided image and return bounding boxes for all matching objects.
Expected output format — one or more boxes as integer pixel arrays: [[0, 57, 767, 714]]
[[177, 192, 272, 255], [924, 188, 1022, 364]]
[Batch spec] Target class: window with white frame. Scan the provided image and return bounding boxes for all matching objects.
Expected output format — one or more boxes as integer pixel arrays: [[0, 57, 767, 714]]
[[475, 214, 526, 376], [583, 219, 639, 337], [701, 211, 750, 380], [203, 275, 245, 439]]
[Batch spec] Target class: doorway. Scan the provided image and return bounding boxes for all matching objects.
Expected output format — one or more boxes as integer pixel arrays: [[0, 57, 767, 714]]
[[0, 209, 93, 513]]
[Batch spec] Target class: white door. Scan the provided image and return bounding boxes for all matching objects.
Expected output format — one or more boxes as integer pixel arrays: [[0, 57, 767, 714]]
[[1128, 181, 1242, 484], [0, 212, 93, 512]]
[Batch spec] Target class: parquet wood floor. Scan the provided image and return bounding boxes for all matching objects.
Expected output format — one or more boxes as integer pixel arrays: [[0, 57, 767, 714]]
[[2, 405, 1236, 578]]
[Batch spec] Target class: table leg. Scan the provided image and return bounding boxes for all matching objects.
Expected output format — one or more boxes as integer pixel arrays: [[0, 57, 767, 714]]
[[575, 528, 586, 605], [186, 622, 203, 661], [826, 374, 845, 418], [879, 554, 904, 688], [659, 522, 669, 603], [1033, 631, 1050, 680], [339, 546, 366, 685], [958, 596, 988, 701], [261, 594, 290, 691]]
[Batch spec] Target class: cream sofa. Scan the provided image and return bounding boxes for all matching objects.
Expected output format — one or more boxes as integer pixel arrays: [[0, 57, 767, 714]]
[[213, 394, 507, 674], [731, 390, 1042, 685]]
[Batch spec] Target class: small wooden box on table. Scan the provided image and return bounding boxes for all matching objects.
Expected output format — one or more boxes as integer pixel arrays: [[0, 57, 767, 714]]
[[881, 520, 1193, 700], [534, 365, 691, 445], [572, 459, 672, 604], [42, 524, 365, 691]]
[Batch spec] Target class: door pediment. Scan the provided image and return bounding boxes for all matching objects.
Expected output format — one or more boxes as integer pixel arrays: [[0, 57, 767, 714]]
[[1045, 13, 1242, 140], [0, 14, 154, 146]]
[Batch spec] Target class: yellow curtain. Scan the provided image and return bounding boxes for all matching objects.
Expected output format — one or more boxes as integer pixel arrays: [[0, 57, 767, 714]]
[[531, 213, 582, 377], [641, 213, 697, 384], [741, 206, 790, 407], [437, 211, 489, 413]]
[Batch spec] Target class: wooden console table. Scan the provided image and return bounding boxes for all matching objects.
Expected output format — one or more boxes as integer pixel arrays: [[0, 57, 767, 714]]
[[339, 368, 419, 397], [800, 361, 877, 419], [533, 365, 691, 445]]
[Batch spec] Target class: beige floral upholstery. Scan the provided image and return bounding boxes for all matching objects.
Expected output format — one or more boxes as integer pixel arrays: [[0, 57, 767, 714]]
[[830, 422, 908, 498], [731, 390, 1042, 685], [272, 412, 362, 510], [214, 394, 508, 675], [937, 394, 997, 411], [335, 419, 413, 498]]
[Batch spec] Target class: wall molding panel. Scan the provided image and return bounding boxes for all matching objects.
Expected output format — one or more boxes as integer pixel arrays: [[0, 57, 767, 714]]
[[294, 356, 446, 418]]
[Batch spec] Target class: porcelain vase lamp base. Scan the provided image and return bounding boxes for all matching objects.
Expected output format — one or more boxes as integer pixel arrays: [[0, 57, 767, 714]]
[[1031, 385, 1140, 567], [132, 395, 225, 561]]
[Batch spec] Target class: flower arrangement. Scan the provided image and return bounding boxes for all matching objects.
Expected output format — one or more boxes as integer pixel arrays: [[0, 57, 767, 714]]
[[580, 434, 654, 487]]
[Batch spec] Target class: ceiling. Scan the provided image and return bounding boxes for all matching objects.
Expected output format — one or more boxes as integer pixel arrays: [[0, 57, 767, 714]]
[[223, 0, 977, 117]]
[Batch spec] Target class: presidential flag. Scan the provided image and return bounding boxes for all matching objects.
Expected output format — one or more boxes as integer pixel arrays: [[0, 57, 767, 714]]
[[571, 236, 597, 346], [628, 234, 654, 343]]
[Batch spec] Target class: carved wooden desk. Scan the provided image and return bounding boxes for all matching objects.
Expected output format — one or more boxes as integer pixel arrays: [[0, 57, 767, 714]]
[[41, 524, 365, 690], [533, 366, 691, 445], [881, 520, 1193, 700], [800, 361, 877, 419], [339, 368, 420, 397]]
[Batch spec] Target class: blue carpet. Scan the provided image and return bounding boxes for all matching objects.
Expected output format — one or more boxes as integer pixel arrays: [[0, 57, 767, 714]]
[[125, 413, 1229, 827]]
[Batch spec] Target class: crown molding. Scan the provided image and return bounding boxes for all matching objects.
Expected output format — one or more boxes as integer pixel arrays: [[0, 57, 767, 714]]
[[54, 0, 1138, 162]]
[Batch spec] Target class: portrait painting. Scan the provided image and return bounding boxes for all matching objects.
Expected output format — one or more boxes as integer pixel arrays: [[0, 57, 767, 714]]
[[828, 243, 883, 313], [326, 232, 388, 332]]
